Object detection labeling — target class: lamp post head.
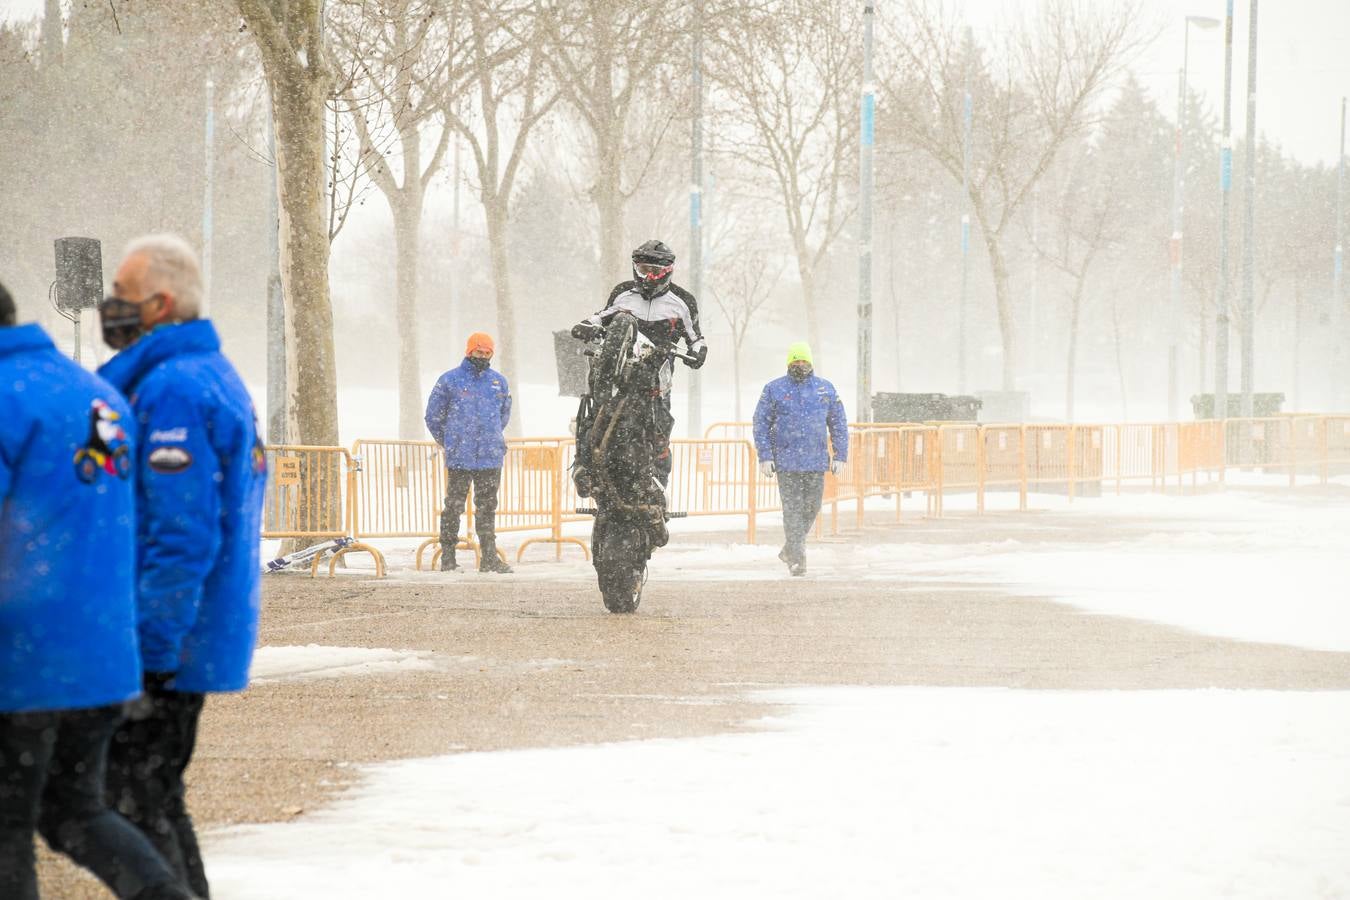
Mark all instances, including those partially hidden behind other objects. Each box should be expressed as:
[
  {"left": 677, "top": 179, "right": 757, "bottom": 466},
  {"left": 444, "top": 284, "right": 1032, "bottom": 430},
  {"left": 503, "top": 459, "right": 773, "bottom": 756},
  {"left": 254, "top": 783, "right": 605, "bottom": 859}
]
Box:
[{"left": 1186, "top": 15, "right": 1221, "bottom": 29}]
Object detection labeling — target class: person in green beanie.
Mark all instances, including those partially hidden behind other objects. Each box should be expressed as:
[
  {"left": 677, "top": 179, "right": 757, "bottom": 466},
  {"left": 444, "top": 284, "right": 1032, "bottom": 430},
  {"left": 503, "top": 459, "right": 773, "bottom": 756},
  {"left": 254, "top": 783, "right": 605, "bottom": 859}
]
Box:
[{"left": 751, "top": 343, "right": 849, "bottom": 576}]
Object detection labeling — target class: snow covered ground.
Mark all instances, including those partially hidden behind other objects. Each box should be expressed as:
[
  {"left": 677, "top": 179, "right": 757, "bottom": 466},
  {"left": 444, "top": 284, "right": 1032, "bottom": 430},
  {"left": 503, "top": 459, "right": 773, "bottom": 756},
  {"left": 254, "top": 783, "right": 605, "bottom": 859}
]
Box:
[
  {"left": 218, "top": 488, "right": 1350, "bottom": 898},
  {"left": 208, "top": 686, "right": 1350, "bottom": 899}
]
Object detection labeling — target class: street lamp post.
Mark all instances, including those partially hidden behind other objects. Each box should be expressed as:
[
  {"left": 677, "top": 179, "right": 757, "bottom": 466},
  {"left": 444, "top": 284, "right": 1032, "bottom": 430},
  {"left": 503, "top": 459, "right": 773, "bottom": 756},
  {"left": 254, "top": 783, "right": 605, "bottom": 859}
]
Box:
[
  {"left": 958, "top": 26, "right": 972, "bottom": 395},
  {"left": 1214, "top": 0, "right": 1235, "bottom": 423},
  {"left": 857, "top": 1, "right": 876, "bottom": 422},
  {"left": 1239, "top": 0, "right": 1259, "bottom": 421},
  {"left": 688, "top": 0, "right": 704, "bottom": 436},
  {"left": 1334, "top": 97, "right": 1346, "bottom": 411},
  {"left": 1168, "top": 15, "right": 1219, "bottom": 420}
]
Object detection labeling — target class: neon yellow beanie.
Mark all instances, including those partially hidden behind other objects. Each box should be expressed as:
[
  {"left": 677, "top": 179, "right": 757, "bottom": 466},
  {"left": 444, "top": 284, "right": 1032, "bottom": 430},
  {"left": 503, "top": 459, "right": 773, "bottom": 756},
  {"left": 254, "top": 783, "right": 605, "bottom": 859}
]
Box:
[{"left": 786, "top": 342, "right": 813, "bottom": 366}]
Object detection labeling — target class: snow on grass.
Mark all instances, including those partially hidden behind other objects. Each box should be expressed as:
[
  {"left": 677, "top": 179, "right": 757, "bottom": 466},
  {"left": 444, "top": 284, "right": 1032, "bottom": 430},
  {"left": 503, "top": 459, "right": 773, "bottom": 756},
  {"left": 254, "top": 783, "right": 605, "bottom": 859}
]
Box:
[{"left": 206, "top": 686, "right": 1350, "bottom": 899}]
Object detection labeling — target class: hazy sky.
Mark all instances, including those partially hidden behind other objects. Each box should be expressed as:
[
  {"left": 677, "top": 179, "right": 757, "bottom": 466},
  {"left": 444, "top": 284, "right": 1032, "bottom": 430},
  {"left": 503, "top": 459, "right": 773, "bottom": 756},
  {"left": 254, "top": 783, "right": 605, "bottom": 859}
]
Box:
[{"left": 3, "top": 0, "right": 1346, "bottom": 165}]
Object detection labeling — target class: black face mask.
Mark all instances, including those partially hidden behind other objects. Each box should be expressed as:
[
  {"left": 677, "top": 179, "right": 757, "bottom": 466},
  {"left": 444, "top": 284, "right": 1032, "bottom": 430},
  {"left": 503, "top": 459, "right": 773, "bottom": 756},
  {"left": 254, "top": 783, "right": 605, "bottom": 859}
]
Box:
[
  {"left": 468, "top": 356, "right": 491, "bottom": 372},
  {"left": 788, "top": 365, "right": 813, "bottom": 382},
  {"left": 98, "top": 296, "right": 147, "bottom": 350}
]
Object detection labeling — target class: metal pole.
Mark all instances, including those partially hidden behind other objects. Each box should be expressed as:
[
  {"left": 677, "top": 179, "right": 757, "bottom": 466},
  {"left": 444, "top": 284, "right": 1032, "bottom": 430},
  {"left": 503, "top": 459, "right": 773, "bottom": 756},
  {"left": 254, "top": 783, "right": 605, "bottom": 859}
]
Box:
[
  {"left": 857, "top": 1, "right": 875, "bottom": 422},
  {"left": 959, "top": 26, "right": 972, "bottom": 395},
  {"left": 202, "top": 75, "right": 215, "bottom": 316},
  {"left": 1334, "top": 97, "right": 1345, "bottom": 411},
  {"left": 688, "top": 0, "right": 704, "bottom": 436},
  {"left": 265, "top": 99, "right": 287, "bottom": 445},
  {"left": 1168, "top": 60, "right": 1184, "bottom": 421},
  {"left": 1214, "top": 0, "right": 1234, "bottom": 422},
  {"left": 1239, "top": 0, "right": 1258, "bottom": 420}
]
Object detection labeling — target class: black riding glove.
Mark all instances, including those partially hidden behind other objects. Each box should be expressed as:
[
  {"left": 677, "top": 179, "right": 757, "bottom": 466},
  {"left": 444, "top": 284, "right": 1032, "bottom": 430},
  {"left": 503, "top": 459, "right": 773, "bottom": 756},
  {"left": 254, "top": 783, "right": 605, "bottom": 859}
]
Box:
[
  {"left": 684, "top": 345, "right": 708, "bottom": 369},
  {"left": 572, "top": 322, "right": 602, "bottom": 341}
]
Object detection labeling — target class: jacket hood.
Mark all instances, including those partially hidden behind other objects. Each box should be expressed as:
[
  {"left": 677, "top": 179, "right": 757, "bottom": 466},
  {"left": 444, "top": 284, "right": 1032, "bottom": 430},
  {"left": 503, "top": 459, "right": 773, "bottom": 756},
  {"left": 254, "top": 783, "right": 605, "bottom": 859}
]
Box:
[
  {"left": 0, "top": 323, "right": 56, "bottom": 358},
  {"left": 99, "top": 320, "right": 221, "bottom": 393}
]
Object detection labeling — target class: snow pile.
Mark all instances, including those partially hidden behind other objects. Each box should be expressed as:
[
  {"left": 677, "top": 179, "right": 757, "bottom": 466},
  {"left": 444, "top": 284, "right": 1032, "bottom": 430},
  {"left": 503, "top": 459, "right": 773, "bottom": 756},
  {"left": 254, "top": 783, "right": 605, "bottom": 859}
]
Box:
[
  {"left": 207, "top": 686, "right": 1350, "bottom": 899},
  {"left": 249, "top": 645, "right": 438, "bottom": 684}
]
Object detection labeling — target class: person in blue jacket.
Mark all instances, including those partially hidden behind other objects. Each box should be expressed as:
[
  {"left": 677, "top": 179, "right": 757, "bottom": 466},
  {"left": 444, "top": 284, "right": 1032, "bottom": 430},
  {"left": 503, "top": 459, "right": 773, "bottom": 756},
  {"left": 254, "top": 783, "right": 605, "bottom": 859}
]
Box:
[
  {"left": 95, "top": 235, "right": 266, "bottom": 900},
  {"left": 424, "top": 332, "right": 514, "bottom": 573},
  {"left": 0, "top": 282, "right": 193, "bottom": 900},
  {"left": 752, "top": 342, "right": 849, "bottom": 577}
]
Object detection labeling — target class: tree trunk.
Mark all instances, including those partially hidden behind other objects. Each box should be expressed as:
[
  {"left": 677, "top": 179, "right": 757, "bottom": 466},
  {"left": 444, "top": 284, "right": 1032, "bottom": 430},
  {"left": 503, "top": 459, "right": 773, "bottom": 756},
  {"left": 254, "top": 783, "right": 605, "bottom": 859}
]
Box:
[
  {"left": 732, "top": 336, "right": 743, "bottom": 421},
  {"left": 484, "top": 201, "right": 522, "bottom": 436},
  {"left": 1291, "top": 279, "right": 1302, "bottom": 409},
  {"left": 594, "top": 139, "right": 626, "bottom": 290},
  {"left": 1065, "top": 279, "right": 1084, "bottom": 422},
  {"left": 1111, "top": 300, "right": 1128, "bottom": 421},
  {"left": 391, "top": 197, "right": 424, "bottom": 439},
  {"left": 272, "top": 78, "right": 339, "bottom": 449},
  {"left": 983, "top": 231, "right": 1017, "bottom": 391}
]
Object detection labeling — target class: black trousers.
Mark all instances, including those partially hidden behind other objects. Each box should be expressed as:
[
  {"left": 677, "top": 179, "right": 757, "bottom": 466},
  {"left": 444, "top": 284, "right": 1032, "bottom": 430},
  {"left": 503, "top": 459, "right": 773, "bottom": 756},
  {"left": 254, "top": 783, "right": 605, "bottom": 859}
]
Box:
[
  {"left": 779, "top": 471, "right": 825, "bottom": 562},
  {"left": 0, "top": 705, "right": 185, "bottom": 900},
  {"left": 440, "top": 467, "right": 502, "bottom": 552},
  {"left": 106, "top": 690, "right": 208, "bottom": 899}
]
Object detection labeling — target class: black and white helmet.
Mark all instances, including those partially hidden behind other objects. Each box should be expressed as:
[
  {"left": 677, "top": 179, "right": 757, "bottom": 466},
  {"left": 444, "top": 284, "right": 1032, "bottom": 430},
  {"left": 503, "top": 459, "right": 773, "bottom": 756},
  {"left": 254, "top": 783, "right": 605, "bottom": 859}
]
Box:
[{"left": 631, "top": 239, "right": 675, "bottom": 299}]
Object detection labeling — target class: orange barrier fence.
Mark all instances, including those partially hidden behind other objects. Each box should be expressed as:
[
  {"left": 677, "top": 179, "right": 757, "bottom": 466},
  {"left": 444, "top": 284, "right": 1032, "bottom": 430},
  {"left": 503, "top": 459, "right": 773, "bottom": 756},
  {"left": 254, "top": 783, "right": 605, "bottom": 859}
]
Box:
[
  {"left": 268, "top": 415, "right": 1346, "bottom": 578},
  {"left": 262, "top": 446, "right": 385, "bottom": 576}
]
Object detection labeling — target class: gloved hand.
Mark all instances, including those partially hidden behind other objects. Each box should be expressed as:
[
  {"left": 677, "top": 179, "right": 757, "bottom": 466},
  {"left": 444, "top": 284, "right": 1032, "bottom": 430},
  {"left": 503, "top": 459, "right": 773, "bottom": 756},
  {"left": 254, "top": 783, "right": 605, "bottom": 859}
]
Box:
[
  {"left": 759, "top": 460, "right": 776, "bottom": 479},
  {"left": 829, "top": 458, "right": 845, "bottom": 477},
  {"left": 684, "top": 345, "right": 708, "bottom": 369},
  {"left": 571, "top": 322, "right": 602, "bottom": 341}
]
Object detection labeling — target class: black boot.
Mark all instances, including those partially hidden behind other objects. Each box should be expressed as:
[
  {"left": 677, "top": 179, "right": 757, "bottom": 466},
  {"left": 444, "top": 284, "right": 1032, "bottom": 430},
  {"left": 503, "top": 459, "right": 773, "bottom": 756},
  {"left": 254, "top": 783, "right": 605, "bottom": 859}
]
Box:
[{"left": 478, "top": 538, "right": 513, "bottom": 573}]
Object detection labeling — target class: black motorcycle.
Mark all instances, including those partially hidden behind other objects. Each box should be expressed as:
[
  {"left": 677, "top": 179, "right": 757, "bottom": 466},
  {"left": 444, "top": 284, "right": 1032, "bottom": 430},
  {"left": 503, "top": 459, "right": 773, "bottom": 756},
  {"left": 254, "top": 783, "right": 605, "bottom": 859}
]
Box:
[{"left": 571, "top": 312, "right": 691, "bottom": 613}]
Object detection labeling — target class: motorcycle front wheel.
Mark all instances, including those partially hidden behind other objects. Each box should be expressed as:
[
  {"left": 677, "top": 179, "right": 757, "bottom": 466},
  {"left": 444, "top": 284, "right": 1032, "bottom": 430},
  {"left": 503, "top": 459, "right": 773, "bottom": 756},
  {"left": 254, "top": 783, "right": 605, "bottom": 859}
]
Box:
[{"left": 592, "top": 513, "right": 646, "bottom": 614}]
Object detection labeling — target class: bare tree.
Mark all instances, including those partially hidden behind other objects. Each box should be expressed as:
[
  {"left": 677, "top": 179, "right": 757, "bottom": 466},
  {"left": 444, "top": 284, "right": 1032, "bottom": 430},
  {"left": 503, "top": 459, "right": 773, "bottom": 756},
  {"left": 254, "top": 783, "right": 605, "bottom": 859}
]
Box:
[
  {"left": 882, "top": 0, "right": 1149, "bottom": 390},
  {"left": 236, "top": 0, "right": 340, "bottom": 448},
  {"left": 330, "top": 0, "right": 466, "bottom": 437},
  {"left": 444, "top": 0, "right": 557, "bottom": 433},
  {"left": 706, "top": 218, "right": 781, "bottom": 419},
  {"left": 707, "top": 0, "right": 858, "bottom": 357},
  {"left": 538, "top": 0, "right": 680, "bottom": 287},
  {"left": 1033, "top": 142, "right": 1122, "bottom": 420}
]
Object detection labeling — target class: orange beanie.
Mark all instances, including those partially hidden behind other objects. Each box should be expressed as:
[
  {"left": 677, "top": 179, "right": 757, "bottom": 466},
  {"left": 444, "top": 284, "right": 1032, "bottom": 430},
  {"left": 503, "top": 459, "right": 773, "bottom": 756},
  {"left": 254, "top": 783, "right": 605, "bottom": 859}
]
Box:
[{"left": 465, "top": 332, "right": 494, "bottom": 356}]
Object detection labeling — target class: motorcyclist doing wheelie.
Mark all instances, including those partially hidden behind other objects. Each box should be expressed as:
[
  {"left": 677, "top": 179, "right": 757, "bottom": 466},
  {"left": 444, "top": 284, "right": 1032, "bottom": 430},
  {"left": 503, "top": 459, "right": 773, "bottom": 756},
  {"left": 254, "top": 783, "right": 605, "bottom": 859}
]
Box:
[{"left": 570, "top": 239, "right": 708, "bottom": 485}]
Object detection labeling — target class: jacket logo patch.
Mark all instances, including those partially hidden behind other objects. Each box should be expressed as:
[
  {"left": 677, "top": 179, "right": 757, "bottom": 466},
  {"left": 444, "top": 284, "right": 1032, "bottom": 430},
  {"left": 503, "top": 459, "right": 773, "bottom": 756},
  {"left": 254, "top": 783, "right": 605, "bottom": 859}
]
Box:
[
  {"left": 148, "top": 446, "right": 193, "bottom": 474},
  {"left": 73, "top": 398, "right": 131, "bottom": 483},
  {"left": 149, "top": 427, "right": 188, "bottom": 443}
]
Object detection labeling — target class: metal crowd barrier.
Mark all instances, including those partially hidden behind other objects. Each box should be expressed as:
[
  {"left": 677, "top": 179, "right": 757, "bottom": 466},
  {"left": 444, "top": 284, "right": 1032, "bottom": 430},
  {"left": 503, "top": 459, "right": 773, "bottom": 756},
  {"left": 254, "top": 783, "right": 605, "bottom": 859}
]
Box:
[
  {"left": 264, "top": 415, "right": 1346, "bottom": 578},
  {"left": 262, "top": 445, "right": 386, "bottom": 577}
]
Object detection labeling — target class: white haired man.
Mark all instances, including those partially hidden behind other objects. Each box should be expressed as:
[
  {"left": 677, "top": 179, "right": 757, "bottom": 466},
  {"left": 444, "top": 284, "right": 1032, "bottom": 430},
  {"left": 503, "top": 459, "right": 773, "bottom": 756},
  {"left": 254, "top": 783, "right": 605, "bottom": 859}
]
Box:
[{"left": 96, "top": 235, "right": 267, "bottom": 899}]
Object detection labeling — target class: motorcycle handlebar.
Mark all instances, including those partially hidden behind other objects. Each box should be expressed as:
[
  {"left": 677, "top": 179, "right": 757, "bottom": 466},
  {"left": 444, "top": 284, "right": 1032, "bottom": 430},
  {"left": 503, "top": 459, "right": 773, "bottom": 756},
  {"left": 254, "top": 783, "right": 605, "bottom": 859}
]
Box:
[
  {"left": 571, "top": 324, "right": 697, "bottom": 365},
  {"left": 575, "top": 507, "right": 688, "bottom": 519}
]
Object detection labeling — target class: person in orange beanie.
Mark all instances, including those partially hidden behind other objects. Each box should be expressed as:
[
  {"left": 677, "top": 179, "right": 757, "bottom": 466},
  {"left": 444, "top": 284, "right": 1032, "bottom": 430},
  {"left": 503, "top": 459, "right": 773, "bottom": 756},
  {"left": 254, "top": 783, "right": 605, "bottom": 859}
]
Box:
[{"left": 423, "top": 332, "right": 514, "bottom": 573}]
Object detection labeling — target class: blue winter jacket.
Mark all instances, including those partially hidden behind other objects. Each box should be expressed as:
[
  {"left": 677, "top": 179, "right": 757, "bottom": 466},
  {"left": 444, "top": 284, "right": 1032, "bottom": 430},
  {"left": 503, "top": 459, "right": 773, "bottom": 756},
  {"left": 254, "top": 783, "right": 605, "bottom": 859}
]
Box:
[
  {"left": 424, "top": 358, "right": 512, "bottom": 470},
  {"left": 98, "top": 320, "right": 266, "bottom": 693},
  {"left": 752, "top": 373, "right": 850, "bottom": 473},
  {"left": 0, "top": 325, "right": 141, "bottom": 713}
]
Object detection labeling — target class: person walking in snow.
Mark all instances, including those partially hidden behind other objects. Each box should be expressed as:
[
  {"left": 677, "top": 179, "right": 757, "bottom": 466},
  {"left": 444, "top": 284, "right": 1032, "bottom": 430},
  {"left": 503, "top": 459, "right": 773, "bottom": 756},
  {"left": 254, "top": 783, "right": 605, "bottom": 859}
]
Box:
[
  {"left": 96, "top": 235, "right": 267, "bottom": 900},
  {"left": 424, "top": 332, "right": 514, "bottom": 573},
  {"left": 0, "top": 280, "right": 195, "bottom": 900},
  {"left": 752, "top": 342, "right": 849, "bottom": 577}
]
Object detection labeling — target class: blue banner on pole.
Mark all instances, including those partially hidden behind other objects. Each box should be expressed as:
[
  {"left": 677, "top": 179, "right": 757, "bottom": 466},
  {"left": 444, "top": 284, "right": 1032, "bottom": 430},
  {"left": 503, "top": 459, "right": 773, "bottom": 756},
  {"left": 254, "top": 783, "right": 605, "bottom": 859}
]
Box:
[
  {"left": 961, "top": 217, "right": 970, "bottom": 254},
  {"left": 1220, "top": 147, "right": 1232, "bottom": 191},
  {"left": 862, "top": 93, "right": 875, "bottom": 146}
]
